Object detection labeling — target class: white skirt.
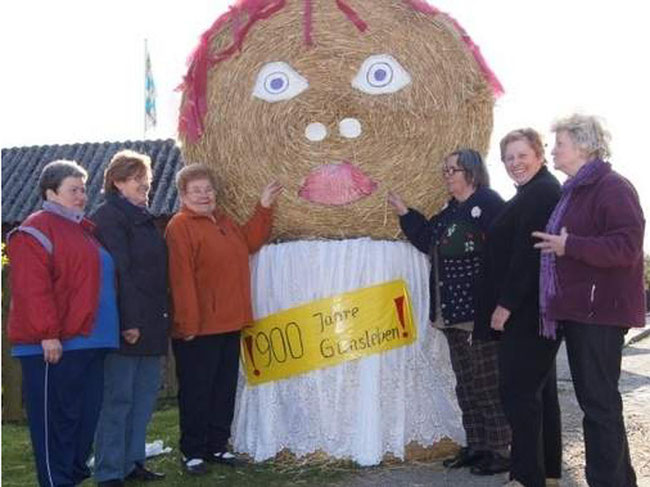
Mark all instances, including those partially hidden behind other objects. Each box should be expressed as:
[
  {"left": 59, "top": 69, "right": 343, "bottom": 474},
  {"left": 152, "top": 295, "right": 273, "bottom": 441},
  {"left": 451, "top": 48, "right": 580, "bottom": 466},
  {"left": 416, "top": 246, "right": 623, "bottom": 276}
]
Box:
[{"left": 232, "top": 238, "right": 462, "bottom": 466}]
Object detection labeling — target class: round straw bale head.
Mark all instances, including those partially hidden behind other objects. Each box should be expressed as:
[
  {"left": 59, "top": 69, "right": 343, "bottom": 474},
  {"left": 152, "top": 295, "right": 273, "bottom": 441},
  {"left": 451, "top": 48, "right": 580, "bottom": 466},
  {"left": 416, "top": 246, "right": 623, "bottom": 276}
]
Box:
[{"left": 180, "top": 0, "right": 495, "bottom": 240}]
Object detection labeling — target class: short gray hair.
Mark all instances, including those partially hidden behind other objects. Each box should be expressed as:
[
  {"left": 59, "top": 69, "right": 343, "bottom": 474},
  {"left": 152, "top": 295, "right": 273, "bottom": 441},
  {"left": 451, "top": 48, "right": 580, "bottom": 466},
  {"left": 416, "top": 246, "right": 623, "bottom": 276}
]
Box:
[
  {"left": 551, "top": 114, "right": 611, "bottom": 161},
  {"left": 38, "top": 160, "right": 88, "bottom": 199},
  {"left": 175, "top": 163, "right": 218, "bottom": 195}
]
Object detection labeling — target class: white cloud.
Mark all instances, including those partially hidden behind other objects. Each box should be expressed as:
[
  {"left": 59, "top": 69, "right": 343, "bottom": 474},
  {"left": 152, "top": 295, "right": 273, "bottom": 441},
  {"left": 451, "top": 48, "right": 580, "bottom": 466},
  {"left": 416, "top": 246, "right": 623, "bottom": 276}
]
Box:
[{"left": 1, "top": 0, "right": 649, "bottom": 250}]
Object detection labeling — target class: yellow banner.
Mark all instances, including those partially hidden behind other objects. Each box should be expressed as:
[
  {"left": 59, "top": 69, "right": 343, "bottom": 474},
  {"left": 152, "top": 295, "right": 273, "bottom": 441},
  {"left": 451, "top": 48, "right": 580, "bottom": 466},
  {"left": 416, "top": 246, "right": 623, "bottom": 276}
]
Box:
[{"left": 241, "top": 280, "right": 417, "bottom": 385}]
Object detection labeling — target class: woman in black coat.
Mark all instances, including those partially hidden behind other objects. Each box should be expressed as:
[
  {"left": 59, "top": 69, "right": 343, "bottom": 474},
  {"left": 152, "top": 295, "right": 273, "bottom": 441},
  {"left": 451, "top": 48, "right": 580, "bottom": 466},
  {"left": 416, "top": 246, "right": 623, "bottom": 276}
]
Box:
[
  {"left": 476, "top": 129, "right": 562, "bottom": 487},
  {"left": 90, "top": 150, "right": 170, "bottom": 486},
  {"left": 389, "top": 149, "right": 510, "bottom": 476}
]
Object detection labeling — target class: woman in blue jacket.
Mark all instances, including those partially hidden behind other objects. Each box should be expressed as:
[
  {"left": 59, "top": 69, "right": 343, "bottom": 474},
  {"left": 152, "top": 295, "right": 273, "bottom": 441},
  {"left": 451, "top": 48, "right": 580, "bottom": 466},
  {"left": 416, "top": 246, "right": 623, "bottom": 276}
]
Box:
[
  {"left": 90, "top": 150, "right": 170, "bottom": 486},
  {"left": 388, "top": 149, "right": 510, "bottom": 476}
]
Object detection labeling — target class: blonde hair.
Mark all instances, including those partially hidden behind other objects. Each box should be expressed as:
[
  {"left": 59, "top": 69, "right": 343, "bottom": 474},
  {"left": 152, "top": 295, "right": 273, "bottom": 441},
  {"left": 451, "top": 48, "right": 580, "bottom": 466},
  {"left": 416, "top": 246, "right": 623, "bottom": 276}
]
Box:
[{"left": 499, "top": 128, "right": 546, "bottom": 163}]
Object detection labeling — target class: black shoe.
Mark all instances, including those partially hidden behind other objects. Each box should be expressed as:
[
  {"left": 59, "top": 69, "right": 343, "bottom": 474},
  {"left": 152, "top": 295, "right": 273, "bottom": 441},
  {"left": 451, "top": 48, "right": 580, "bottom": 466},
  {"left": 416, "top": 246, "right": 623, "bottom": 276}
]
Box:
[
  {"left": 97, "top": 480, "right": 125, "bottom": 487},
  {"left": 125, "top": 462, "right": 165, "bottom": 481},
  {"left": 181, "top": 457, "right": 208, "bottom": 476},
  {"left": 442, "top": 447, "right": 485, "bottom": 469},
  {"left": 206, "top": 450, "right": 240, "bottom": 466},
  {"left": 73, "top": 466, "right": 91, "bottom": 484},
  {"left": 469, "top": 451, "right": 510, "bottom": 475}
]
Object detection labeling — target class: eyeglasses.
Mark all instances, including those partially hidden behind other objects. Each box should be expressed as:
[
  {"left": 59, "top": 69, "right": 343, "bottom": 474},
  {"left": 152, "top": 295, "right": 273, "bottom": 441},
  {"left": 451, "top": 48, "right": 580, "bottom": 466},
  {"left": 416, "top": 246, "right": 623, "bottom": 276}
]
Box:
[
  {"left": 127, "top": 174, "right": 150, "bottom": 184},
  {"left": 186, "top": 187, "right": 215, "bottom": 197},
  {"left": 441, "top": 167, "right": 466, "bottom": 176}
]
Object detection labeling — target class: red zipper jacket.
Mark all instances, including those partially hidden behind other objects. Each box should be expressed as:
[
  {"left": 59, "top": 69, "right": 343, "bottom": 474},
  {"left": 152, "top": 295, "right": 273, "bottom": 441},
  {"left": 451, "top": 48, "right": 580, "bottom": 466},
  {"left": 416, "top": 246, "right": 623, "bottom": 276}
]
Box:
[{"left": 7, "top": 203, "right": 101, "bottom": 344}]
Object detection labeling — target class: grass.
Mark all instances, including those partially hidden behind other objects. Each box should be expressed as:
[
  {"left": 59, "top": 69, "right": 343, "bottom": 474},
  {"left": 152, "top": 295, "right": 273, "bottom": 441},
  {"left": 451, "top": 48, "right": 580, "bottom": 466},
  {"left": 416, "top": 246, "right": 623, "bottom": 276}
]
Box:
[{"left": 1, "top": 403, "right": 358, "bottom": 486}]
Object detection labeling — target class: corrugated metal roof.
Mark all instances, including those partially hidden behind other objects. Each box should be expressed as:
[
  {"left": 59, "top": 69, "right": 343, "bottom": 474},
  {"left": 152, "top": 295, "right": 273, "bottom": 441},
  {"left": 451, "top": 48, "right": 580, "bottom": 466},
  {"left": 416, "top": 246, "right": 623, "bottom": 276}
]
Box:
[{"left": 1, "top": 139, "right": 184, "bottom": 224}]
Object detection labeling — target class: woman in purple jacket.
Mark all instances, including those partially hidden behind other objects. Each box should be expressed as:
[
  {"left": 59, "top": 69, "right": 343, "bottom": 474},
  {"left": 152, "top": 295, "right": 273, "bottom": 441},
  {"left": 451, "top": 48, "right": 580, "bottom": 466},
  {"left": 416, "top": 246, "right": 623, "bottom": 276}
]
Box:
[{"left": 534, "top": 114, "right": 645, "bottom": 487}]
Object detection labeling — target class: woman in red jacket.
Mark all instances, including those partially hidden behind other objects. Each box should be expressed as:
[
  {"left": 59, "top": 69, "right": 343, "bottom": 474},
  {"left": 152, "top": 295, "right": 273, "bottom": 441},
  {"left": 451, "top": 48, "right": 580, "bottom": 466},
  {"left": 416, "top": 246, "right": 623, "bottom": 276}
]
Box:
[
  {"left": 165, "top": 164, "right": 282, "bottom": 475},
  {"left": 7, "top": 160, "right": 119, "bottom": 486},
  {"left": 534, "top": 114, "right": 645, "bottom": 487}
]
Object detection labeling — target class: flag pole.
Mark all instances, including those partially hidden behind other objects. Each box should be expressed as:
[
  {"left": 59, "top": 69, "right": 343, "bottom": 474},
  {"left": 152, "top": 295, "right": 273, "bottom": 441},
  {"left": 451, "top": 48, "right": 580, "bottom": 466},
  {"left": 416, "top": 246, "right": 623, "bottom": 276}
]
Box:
[{"left": 144, "top": 38, "right": 147, "bottom": 139}]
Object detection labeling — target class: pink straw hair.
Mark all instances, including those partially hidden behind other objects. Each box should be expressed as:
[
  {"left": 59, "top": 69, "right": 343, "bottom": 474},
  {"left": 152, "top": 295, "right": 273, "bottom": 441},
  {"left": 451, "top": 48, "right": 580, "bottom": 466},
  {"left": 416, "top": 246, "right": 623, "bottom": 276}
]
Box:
[
  {"left": 303, "top": 0, "right": 314, "bottom": 45},
  {"left": 179, "top": 0, "right": 503, "bottom": 142},
  {"left": 178, "top": 0, "right": 286, "bottom": 142},
  {"left": 403, "top": 0, "right": 504, "bottom": 98}
]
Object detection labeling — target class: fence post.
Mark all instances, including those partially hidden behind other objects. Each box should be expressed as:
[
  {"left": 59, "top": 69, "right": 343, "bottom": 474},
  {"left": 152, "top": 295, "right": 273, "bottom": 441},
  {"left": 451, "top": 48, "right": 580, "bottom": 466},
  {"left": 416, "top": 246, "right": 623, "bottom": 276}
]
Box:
[{"left": 2, "top": 265, "right": 25, "bottom": 422}]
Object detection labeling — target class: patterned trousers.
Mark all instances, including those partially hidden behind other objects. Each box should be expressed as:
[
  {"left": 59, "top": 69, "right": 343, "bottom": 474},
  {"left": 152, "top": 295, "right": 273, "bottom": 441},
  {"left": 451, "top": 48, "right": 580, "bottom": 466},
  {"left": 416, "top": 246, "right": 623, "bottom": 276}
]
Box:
[{"left": 443, "top": 328, "right": 511, "bottom": 451}]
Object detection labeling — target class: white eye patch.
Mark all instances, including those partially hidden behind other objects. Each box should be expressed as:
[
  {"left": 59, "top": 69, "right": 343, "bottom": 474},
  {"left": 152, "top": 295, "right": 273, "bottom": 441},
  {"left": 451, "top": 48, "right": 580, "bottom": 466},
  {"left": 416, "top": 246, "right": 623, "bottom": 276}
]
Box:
[
  {"left": 252, "top": 61, "right": 309, "bottom": 103},
  {"left": 351, "top": 54, "right": 411, "bottom": 95}
]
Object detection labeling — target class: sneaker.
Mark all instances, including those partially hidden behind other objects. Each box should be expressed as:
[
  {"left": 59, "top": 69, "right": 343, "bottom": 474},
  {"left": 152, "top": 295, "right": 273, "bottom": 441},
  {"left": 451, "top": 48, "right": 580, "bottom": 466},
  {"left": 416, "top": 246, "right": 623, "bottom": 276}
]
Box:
[
  {"left": 503, "top": 480, "right": 525, "bottom": 487},
  {"left": 207, "top": 451, "right": 239, "bottom": 466},
  {"left": 181, "top": 457, "right": 207, "bottom": 476},
  {"left": 442, "top": 447, "right": 486, "bottom": 469}
]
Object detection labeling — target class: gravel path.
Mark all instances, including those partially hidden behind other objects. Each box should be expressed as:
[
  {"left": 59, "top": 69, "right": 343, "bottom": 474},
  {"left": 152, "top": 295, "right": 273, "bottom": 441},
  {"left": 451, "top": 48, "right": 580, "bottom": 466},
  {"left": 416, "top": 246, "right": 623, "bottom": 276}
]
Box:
[{"left": 330, "top": 325, "right": 650, "bottom": 487}]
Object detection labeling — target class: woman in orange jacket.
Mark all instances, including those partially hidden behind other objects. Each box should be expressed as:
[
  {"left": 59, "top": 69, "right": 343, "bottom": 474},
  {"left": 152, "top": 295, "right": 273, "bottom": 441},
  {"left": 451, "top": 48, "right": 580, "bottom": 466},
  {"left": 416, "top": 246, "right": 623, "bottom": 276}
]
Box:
[{"left": 165, "top": 164, "right": 282, "bottom": 475}]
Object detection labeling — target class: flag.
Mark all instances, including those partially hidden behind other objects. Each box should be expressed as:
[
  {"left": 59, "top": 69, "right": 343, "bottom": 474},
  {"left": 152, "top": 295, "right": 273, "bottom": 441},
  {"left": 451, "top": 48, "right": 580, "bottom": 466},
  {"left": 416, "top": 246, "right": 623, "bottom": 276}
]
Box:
[{"left": 145, "top": 41, "right": 157, "bottom": 133}]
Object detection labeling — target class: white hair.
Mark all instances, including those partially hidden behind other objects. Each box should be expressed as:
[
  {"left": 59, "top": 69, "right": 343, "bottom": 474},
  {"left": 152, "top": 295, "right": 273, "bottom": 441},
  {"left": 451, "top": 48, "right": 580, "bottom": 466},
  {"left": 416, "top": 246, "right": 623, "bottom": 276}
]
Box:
[{"left": 551, "top": 114, "right": 611, "bottom": 160}]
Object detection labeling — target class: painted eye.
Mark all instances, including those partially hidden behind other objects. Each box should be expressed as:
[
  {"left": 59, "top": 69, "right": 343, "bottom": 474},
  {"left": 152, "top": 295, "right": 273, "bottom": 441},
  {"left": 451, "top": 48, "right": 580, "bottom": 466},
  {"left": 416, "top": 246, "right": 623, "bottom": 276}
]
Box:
[
  {"left": 367, "top": 63, "right": 392, "bottom": 87},
  {"left": 252, "top": 61, "right": 309, "bottom": 103},
  {"left": 352, "top": 54, "right": 411, "bottom": 95}
]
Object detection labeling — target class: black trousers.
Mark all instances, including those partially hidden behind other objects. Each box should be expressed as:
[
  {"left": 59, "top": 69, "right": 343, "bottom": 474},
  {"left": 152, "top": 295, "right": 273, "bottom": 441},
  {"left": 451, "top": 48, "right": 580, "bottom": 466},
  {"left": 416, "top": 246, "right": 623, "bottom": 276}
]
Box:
[
  {"left": 172, "top": 332, "right": 241, "bottom": 459},
  {"left": 563, "top": 321, "right": 637, "bottom": 487},
  {"left": 499, "top": 319, "right": 562, "bottom": 487}
]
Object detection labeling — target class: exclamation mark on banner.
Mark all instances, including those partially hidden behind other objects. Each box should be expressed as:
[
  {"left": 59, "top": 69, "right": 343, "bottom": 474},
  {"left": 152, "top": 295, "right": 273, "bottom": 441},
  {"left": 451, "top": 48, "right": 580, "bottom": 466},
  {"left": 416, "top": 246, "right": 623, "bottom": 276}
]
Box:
[
  {"left": 244, "top": 336, "right": 261, "bottom": 376},
  {"left": 394, "top": 295, "right": 408, "bottom": 337}
]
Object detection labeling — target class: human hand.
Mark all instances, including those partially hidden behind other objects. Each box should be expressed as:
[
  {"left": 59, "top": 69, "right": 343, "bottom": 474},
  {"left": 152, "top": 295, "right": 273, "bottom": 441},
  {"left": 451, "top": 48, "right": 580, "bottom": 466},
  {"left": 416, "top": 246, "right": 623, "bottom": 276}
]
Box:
[
  {"left": 387, "top": 191, "right": 408, "bottom": 216},
  {"left": 41, "top": 338, "right": 62, "bottom": 364},
  {"left": 532, "top": 227, "right": 568, "bottom": 257},
  {"left": 490, "top": 305, "right": 511, "bottom": 332},
  {"left": 122, "top": 328, "right": 141, "bottom": 345},
  {"left": 260, "top": 181, "right": 284, "bottom": 208}
]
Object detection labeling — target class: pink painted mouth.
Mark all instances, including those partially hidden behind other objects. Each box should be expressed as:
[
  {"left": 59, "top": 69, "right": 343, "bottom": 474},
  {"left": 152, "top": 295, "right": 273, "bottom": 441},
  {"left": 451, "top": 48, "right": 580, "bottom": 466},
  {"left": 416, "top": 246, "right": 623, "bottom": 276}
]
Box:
[{"left": 298, "top": 161, "right": 378, "bottom": 206}]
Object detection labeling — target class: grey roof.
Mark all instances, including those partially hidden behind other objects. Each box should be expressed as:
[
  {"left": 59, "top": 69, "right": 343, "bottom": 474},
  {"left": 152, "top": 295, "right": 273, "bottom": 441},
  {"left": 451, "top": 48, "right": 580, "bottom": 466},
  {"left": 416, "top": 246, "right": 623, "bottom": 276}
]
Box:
[{"left": 1, "top": 139, "right": 185, "bottom": 224}]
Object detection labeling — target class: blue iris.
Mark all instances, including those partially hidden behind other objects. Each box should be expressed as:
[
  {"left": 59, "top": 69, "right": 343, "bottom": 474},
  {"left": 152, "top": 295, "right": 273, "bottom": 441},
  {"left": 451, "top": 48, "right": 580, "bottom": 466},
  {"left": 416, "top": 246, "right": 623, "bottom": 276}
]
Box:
[
  {"left": 270, "top": 77, "right": 285, "bottom": 91},
  {"left": 366, "top": 62, "right": 393, "bottom": 87}
]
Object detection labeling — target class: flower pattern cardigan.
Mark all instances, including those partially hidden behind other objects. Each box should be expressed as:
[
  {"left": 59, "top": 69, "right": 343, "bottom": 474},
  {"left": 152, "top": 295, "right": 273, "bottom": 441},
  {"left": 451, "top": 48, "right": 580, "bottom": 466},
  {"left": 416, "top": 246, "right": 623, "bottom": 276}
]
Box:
[{"left": 399, "top": 186, "right": 505, "bottom": 327}]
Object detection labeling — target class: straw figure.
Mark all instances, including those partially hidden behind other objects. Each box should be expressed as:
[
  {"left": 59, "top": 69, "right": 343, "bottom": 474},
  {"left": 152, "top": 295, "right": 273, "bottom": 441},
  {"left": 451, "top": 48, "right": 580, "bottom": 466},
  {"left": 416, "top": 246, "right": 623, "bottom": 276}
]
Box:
[{"left": 178, "top": 0, "right": 501, "bottom": 466}]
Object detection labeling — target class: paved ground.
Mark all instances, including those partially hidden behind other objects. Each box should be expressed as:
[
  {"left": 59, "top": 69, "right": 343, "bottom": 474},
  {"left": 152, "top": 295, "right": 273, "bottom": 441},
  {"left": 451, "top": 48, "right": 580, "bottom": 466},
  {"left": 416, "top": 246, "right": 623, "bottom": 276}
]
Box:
[{"left": 331, "top": 321, "right": 650, "bottom": 487}]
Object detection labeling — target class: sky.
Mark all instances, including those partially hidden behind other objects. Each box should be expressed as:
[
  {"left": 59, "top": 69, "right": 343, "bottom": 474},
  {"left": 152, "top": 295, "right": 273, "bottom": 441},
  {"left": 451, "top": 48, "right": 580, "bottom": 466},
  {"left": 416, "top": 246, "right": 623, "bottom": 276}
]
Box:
[{"left": 1, "top": 0, "right": 649, "bottom": 249}]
